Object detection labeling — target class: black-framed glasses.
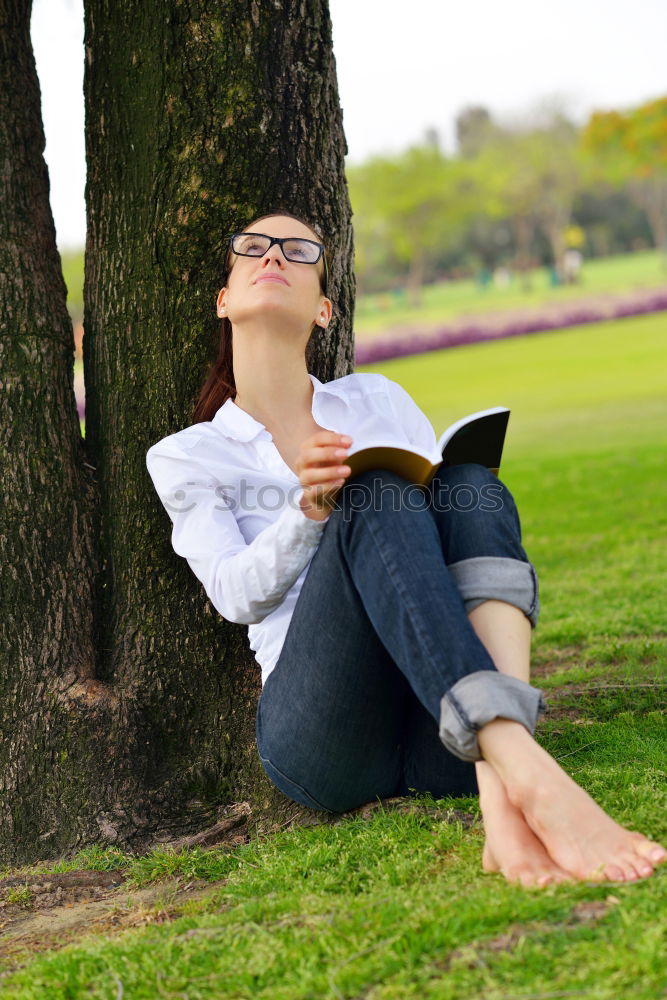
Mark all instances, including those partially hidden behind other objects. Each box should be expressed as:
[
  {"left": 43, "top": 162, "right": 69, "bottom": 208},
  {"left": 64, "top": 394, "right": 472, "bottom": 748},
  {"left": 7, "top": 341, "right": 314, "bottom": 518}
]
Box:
[{"left": 226, "top": 232, "right": 328, "bottom": 293}]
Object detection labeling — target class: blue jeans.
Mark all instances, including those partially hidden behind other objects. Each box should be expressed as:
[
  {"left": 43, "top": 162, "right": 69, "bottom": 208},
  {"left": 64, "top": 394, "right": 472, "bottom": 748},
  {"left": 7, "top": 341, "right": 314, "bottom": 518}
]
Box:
[{"left": 256, "top": 464, "right": 544, "bottom": 813}]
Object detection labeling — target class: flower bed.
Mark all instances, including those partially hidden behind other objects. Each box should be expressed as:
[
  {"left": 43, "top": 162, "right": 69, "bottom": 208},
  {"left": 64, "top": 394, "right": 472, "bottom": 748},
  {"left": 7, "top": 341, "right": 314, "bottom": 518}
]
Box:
[{"left": 354, "top": 289, "right": 667, "bottom": 365}]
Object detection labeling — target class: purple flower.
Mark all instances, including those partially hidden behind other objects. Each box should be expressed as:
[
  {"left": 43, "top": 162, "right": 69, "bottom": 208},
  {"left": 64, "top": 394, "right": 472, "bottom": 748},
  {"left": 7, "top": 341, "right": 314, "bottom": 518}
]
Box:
[{"left": 354, "top": 290, "right": 667, "bottom": 366}]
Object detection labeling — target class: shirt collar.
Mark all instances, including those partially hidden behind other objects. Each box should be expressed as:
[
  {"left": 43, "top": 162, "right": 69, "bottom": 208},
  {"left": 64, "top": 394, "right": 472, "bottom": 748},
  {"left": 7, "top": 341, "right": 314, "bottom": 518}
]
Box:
[{"left": 211, "top": 372, "right": 343, "bottom": 443}]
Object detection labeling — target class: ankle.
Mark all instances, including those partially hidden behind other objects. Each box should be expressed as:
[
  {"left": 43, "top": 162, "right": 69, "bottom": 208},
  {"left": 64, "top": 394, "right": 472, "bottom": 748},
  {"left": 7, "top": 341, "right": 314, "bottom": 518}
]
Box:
[
  {"left": 475, "top": 759, "right": 509, "bottom": 805},
  {"left": 477, "top": 718, "right": 545, "bottom": 803},
  {"left": 477, "top": 717, "right": 534, "bottom": 758}
]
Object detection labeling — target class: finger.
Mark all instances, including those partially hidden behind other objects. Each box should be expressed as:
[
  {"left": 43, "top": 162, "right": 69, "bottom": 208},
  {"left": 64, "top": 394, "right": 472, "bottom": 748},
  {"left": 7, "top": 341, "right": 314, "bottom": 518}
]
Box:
[
  {"left": 302, "top": 476, "right": 346, "bottom": 499},
  {"left": 313, "top": 430, "right": 351, "bottom": 445},
  {"left": 300, "top": 464, "right": 350, "bottom": 486},
  {"left": 300, "top": 455, "right": 350, "bottom": 476},
  {"left": 303, "top": 431, "right": 352, "bottom": 453},
  {"left": 299, "top": 445, "right": 350, "bottom": 472}
]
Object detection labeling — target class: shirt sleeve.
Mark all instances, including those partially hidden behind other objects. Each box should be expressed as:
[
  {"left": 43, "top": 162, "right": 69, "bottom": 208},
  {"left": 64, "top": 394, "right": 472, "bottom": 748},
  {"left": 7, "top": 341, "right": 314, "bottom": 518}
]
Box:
[
  {"left": 382, "top": 376, "right": 438, "bottom": 453},
  {"left": 146, "top": 440, "right": 329, "bottom": 625}
]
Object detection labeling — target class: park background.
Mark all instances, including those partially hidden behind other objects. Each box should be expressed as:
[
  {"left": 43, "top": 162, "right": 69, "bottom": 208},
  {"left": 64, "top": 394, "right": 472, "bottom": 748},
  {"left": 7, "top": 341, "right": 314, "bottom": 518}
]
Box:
[
  {"left": 1, "top": 1, "right": 666, "bottom": 997},
  {"left": 34, "top": 0, "right": 667, "bottom": 420}
]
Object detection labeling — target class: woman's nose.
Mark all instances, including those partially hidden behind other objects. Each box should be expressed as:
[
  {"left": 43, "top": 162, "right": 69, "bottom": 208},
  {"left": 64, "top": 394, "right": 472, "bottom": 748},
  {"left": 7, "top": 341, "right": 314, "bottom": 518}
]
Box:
[{"left": 261, "top": 244, "right": 285, "bottom": 267}]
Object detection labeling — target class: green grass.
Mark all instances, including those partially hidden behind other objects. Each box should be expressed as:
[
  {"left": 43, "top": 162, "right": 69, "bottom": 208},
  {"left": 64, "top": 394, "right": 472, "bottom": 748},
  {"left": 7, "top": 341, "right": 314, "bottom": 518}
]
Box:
[
  {"left": 1, "top": 778, "right": 665, "bottom": 998},
  {"left": 2, "top": 311, "right": 666, "bottom": 998},
  {"left": 354, "top": 249, "right": 667, "bottom": 333}
]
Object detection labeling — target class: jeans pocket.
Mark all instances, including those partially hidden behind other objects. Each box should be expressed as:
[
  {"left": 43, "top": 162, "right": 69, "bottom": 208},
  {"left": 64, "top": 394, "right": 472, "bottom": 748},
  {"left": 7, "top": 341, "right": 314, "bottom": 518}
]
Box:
[{"left": 258, "top": 753, "right": 333, "bottom": 812}]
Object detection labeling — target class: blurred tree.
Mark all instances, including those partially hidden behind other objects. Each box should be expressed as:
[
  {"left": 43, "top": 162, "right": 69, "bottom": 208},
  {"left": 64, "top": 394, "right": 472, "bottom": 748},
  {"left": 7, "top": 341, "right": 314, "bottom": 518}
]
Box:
[
  {"left": 461, "top": 214, "right": 513, "bottom": 274},
  {"left": 349, "top": 145, "right": 475, "bottom": 303},
  {"left": 472, "top": 113, "right": 584, "bottom": 286},
  {"left": 349, "top": 101, "right": 662, "bottom": 298},
  {"left": 472, "top": 137, "right": 539, "bottom": 288},
  {"left": 532, "top": 115, "right": 588, "bottom": 281},
  {"left": 572, "top": 187, "right": 653, "bottom": 257},
  {"left": 583, "top": 96, "right": 667, "bottom": 256},
  {"left": 1, "top": 0, "right": 353, "bottom": 866},
  {"left": 455, "top": 106, "right": 499, "bottom": 159},
  {"left": 423, "top": 126, "right": 441, "bottom": 151}
]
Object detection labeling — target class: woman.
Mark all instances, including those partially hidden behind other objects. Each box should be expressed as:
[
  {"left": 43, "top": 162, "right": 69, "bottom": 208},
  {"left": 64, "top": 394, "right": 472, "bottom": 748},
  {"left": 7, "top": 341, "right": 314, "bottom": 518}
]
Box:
[{"left": 146, "top": 211, "right": 666, "bottom": 888}]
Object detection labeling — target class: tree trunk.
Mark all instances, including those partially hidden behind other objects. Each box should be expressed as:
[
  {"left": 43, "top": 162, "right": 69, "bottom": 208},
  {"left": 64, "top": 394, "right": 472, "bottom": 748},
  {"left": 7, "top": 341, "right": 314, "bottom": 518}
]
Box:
[
  {"left": 81, "top": 1, "right": 355, "bottom": 850},
  {"left": 1, "top": 0, "right": 354, "bottom": 867},
  {"left": 406, "top": 244, "right": 425, "bottom": 307},
  {"left": 542, "top": 212, "right": 570, "bottom": 282},
  {"left": 630, "top": 177, "right": 667, "bottom": 256},
  {"left": 0, "top": 0, "right": 106, "bottom": 865},
  {"left": 511, "top": 213, "right": 535, "bottom": 291}
]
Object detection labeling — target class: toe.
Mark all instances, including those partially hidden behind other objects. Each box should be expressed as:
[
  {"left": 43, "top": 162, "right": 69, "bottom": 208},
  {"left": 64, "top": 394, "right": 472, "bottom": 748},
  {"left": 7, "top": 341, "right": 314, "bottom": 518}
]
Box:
[
  {"left": 519, "top": 869, "right": 549, "bottom": 889},
  {"left": 634, "top": 840, "right": 667, "bottom": 865},
  {"left": 552, "top": 869, "right": 575, "bottom": 885},
  {"left": 602, "top": 863, "right": 625, "bottom": 882},
  {"left": 619, "top": 859, "right": 643, "bottom": 881},
  {"left": 503, "top": 863, "right": 523, "bottom": 884},
  {"left": 519, "top": 867, "right": 572, "bottom": 889},
  {"left": 627, "top": 853, "right": 655, "bottom": 879}
]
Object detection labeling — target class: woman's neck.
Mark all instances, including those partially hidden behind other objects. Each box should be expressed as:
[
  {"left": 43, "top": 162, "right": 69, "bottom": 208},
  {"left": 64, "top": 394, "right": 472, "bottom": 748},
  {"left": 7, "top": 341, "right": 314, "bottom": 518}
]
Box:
[{"left": 233, "top": 347, "right": 314, "bottom": 431}]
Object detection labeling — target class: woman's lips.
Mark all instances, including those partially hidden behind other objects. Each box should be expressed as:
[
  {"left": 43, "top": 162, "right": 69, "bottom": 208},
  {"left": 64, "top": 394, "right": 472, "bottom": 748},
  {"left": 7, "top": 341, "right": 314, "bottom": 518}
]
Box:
[{"left": 254, "top": 274, "right": 288, "bottom": 285}]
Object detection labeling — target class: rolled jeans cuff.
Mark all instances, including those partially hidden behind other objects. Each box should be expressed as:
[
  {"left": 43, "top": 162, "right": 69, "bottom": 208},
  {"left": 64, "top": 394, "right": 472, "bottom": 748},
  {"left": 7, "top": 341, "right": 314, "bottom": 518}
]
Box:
[
  {"left": 448, "top": 556, "right": 540, "bottom": 628},
  {"left": 439, "top": 670, "right": 547, "bottom": 763}
]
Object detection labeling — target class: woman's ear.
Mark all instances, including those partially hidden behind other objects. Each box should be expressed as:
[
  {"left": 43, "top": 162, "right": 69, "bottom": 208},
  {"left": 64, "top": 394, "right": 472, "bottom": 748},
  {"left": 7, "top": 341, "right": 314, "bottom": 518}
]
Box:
[
  {"left": 216, "top": 287, "right": 227, "bottom": 318},
  {"left": 316, "top": 296, "right": 333, "bottom": 329}
]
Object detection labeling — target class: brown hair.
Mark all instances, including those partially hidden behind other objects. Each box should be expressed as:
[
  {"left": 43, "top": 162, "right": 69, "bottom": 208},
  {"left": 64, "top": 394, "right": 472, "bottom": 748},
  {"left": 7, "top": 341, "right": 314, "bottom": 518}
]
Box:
[{"left": 192, "top": 209, "right": 328, "bottom": 424}]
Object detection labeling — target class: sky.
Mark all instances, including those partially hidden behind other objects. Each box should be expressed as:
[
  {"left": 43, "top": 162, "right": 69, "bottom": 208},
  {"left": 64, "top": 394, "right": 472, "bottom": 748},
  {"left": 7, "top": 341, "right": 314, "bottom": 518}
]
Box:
[{"left": 31, "top": 0, "right": 667, "bottom": 250}]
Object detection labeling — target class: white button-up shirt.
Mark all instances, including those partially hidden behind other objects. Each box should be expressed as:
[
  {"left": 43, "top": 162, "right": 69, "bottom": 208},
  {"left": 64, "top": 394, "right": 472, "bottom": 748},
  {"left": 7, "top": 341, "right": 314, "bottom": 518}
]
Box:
[{"left": 146, "top": 371, "right": 437, "bottom": 685}]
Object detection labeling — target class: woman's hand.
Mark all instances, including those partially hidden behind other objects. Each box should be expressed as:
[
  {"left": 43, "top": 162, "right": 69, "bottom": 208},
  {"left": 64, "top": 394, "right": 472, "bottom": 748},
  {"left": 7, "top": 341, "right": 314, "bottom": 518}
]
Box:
[{"left": 295, "top": 431, "right": 353, "bottom": 522}]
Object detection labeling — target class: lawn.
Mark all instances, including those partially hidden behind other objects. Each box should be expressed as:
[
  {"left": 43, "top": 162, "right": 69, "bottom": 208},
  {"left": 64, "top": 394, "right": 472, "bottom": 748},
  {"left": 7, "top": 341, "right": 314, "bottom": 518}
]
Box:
[
  {"left": 354, "top": 249, "right": 667, "bottom": 334},
  {"left": 1, "top": 312, "right": 665, "bottom": 998}
]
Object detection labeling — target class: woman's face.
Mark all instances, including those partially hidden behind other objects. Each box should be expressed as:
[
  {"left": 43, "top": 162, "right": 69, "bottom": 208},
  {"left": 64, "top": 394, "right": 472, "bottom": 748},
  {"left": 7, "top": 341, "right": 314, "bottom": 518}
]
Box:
[{"left": 216, "top": 215, "right": 331, "bottom": 331}]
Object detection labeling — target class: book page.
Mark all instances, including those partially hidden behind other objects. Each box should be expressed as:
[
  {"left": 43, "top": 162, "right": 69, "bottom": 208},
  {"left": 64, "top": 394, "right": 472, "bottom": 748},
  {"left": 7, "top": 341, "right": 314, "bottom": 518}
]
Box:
[{"left": 346, "top": 444, "right": 439, "bottom": 487}]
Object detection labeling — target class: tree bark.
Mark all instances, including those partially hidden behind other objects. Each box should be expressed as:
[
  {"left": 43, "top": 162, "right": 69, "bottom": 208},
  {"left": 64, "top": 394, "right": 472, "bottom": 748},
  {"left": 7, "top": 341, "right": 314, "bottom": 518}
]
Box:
[
  {"left": 81, "top": 0, "right": 354, "bottom": 850},
  {"left": 0, "top": 0, "right": 105, "bottom": 865},
  {"left": 406, "top": 244, "right": 425, "bottom": 307},
  {"left": 511, "top": 213, "right": 535, "bottom": 291},
  {"left": 0, "top": 0, "right": 353, "bottom": 867},
  {"left": 542, "top": 209, "right": 570, "bottom": 281},
  {"left": 630, "top": 177, "right": 667, "bottom": 256}
]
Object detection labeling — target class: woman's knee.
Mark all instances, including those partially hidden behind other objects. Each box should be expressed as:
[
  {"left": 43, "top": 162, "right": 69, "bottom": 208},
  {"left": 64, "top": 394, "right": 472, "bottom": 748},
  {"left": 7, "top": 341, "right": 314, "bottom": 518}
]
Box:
[
  {"left": 432, "top": 463, "right": 509, "bottom": 517},
  {"left": 432, "top": 461, "right": 518, "bottom": 531},
  {"left": 333, "top": 467, "right": 425, "bottom": 521},
  {"left": 427, "top": 464, "right": 534, "bottom": 586},
  {"left": 332, "top": 464, "right": 506, "bottom": 522}
]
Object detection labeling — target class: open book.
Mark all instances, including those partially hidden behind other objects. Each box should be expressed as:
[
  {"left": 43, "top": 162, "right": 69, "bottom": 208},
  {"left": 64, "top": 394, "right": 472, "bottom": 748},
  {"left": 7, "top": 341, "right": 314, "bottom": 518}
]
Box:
[{"left": 341, "top": 406, "right": 510, "bottom": 488}]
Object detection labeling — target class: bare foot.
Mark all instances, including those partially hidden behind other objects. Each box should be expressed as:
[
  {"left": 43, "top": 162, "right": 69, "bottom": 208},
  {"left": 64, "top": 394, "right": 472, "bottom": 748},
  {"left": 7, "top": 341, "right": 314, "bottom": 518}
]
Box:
[
  {"left": 482, "top": 841, "right": 568, "bottom": 888},
  {"left": 480, "top": 720, "right": 667, "bottom": 883},
  {"left": 477, "top": 760, "right": 572, "bottom": 888}
]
